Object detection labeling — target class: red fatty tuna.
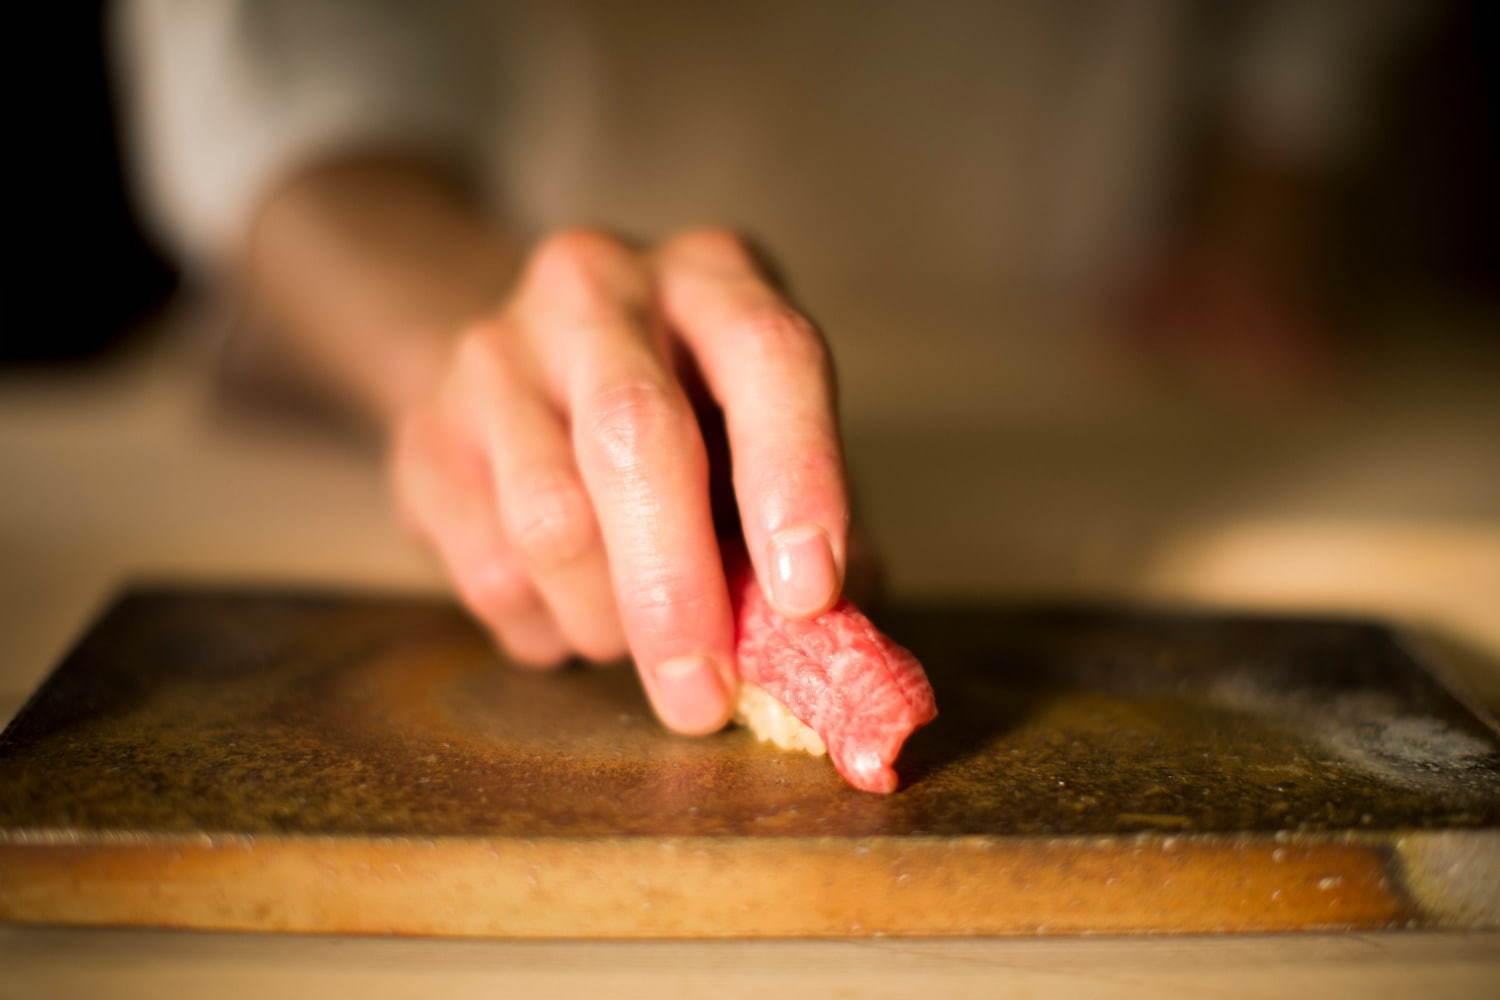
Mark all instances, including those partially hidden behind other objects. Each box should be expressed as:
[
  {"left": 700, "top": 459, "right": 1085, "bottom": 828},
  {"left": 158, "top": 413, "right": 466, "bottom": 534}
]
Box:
[{"left": 730, "top": 559, "right": 937, "bottom": 793}]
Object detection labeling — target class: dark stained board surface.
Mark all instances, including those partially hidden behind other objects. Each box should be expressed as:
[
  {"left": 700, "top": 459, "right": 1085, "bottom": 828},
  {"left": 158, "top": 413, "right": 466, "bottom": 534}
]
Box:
[{"left": 2, "top": 588, "right": 1498, "bottom": 936}]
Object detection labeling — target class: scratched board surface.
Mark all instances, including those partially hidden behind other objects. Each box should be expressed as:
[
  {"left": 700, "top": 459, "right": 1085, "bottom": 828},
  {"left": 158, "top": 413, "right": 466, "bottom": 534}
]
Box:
[{"left": 1, "top": 588, "right": 1498, "bottom": 936}]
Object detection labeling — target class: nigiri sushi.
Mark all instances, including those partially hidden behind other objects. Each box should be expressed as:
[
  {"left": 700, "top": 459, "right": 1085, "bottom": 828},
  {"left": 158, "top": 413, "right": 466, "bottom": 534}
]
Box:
[{"left": 729, "top": 559, "right": 937, "bottom": 793}]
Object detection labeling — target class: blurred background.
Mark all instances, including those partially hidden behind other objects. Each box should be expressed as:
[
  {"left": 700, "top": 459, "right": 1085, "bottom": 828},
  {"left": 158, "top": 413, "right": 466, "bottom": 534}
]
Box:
[{"left": 3, "top": 1, "right": 1498, "bottom": 715}]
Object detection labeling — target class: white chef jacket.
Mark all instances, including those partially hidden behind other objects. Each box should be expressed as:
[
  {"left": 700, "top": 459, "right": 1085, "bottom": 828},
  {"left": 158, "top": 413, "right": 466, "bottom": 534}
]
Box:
[{"left": 113, "top": 0, "right": 1413, "bottom": 420}]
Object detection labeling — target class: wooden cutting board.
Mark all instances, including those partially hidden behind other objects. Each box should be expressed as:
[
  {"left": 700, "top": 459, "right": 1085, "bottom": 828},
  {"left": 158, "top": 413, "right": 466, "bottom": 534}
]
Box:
[{"left": 2, "top": 588, "right": 1498, "bottom": 937}]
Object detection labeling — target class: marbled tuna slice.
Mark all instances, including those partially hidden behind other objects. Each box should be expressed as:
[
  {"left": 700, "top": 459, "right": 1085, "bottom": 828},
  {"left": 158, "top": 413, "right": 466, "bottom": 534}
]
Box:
[{"left": 730, "top": 562, "right": 937, "bottom": 793}]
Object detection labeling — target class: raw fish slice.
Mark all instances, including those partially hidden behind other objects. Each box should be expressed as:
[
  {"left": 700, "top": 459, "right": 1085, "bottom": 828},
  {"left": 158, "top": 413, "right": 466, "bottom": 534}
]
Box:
[{"left": 730, "top": 560, "right": 936, "bottom": 793}]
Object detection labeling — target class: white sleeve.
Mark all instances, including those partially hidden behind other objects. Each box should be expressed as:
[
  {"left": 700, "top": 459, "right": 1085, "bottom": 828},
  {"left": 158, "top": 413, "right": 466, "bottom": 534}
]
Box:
[{"left": 113, "top": 0, "right": 498, "bottom": 271}]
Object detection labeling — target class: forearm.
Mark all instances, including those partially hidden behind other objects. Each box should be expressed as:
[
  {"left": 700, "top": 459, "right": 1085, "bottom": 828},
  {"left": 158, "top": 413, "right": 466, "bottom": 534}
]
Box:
[{"left": 240, "top": 156, "right": 518, "bottom": 426}]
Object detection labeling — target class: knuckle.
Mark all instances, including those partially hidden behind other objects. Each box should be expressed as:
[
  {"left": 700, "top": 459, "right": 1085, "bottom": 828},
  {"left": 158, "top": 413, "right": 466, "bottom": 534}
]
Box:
[
  {"left": 619, "top": 571, "right": 717, "bottom": 626},
  {"left": 752, "top": 434, "right": 843, "bottom": 490},
  {"left": 506, "top": 476, "right": 596, "bottom": 568},
  {"left": 731, "top": 306, "right": 826, "bottom": 368},
  {"left": 540, "top": 225, "right": 621, "bottom": 258},
  {"left": 666, "top": 225, "right": 747, "bottom": 260},
  {"left": 583, "top": 380, "right": 684, "bottom": 471},
  {"left": 664, "top": 227, "right": 786, "bottom": 287},
  {"left": 744, "top": 451, "right": 846, "bottom": 530},
  {"left": 451, "top": 321, "right": 512, "bottom": 384},
  {"left": 525, "top": 227, "right": 632, "bottom": 304},
  {"left": 461, "top": 557, "right": 532, "bottom": 621}
]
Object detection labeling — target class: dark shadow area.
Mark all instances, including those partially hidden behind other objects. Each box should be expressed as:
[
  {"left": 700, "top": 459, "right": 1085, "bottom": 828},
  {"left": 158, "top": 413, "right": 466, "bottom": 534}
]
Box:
[{"left": 4, "top": 4, "right": 177, "bottom": 365}]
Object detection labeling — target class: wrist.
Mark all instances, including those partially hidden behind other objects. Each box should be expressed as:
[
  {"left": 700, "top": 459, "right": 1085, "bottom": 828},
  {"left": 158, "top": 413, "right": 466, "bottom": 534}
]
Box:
[{"left": 240, "top": 155, "right": 517, "bottom": 429}]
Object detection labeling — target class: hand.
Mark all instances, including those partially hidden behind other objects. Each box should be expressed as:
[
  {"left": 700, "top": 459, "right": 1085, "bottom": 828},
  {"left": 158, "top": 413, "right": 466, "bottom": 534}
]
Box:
[{"left": 390, "top": 227, "right": 850, "bottom": 735}]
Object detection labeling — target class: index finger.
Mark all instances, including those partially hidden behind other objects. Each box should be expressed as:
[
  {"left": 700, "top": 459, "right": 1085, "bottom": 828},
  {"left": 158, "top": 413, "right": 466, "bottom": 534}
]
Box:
[
  {"left": 656, "top": 228, "right": 850, "bottom": 619},
  {"left": 521, "top": 229, "right": 737, "bottom": 736}
]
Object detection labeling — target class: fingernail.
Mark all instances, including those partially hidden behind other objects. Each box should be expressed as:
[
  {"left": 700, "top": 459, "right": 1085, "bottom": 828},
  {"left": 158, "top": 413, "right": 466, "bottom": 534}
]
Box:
[
  {"left": 651, "top": 655, "right": 730, "bottom": 734},
  {"left": 768, "top": 523, "right": 839, "bottom": 617}
]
